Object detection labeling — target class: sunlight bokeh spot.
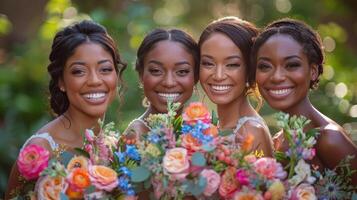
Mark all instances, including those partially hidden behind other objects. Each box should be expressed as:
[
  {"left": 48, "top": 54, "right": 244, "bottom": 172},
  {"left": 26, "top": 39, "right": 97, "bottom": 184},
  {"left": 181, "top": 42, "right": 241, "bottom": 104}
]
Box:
[
  {"left": 338, "top": 99, "right": 350, "bottom": 113},
  {"left": 349, "top": 105, "right": 357, "bottom": 118},
  {"left": 63, "top": 7, "right": 77, "bottom": 19},
  {"left": 275, "top": 0, "right": 291, "bottom": 13},
  {"left": 322, "top": 65, "right": 334, "bottom": 80},
  {"left": 335, "top": 82, "right": 348, "bottom": 98},
  {"left": 323, "top": 36, "right": 336, "bottom": 52},
  {"left": 154, "top": 8, "right": 176, "bottom": 25},
  {"left": 325, "top": 82, "right": 336, "bottom": 97},
  {"left": 251, "top": 4, "right": 265, "bottom": 21}
]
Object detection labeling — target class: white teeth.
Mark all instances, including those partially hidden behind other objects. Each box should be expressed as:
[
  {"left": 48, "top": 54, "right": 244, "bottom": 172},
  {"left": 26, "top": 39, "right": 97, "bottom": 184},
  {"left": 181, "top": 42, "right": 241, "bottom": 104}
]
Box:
[
  {"left": 211, "top": 85, "right": 231, "bottom": 91},
  {"left": 270, "top": 89, "right": 292, "bottom": 95},
  {"left": 84, "top": 93, "right": 106, "bottom": 99},
  {"left": 158, "top": 93, "right": 180, "bottom": 100}
]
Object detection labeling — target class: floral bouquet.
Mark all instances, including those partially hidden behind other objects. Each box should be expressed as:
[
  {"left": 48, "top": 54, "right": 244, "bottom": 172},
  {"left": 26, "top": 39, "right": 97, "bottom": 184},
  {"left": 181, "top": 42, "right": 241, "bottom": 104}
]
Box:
[
  {"left": 131, "top": 101, "right": 224, "bottom": 199},
  {"left": 15, "top": 120, "right": 140, "bottom": 200},
  {"left": 131, "top": 102, "right": 289, "bottom": 199}
]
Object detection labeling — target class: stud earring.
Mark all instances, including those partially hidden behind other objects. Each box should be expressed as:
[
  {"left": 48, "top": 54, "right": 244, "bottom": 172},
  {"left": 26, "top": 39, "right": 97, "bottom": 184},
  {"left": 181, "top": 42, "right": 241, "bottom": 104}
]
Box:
[
  {"left": 60, "top": 87, "right": 65, "bottom": 92},
  {"left": 245, "top": 82, "right": 250, "bottom": 88}
]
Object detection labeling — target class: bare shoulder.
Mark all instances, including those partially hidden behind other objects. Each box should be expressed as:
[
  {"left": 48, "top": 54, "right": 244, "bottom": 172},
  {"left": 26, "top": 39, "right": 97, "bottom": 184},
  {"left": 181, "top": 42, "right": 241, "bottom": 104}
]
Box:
[
  {"left": 240, "top": 120, "right": 274, "bottom": 156},
  {"left": 317, "top": 123, "right": 356, "bottom": 149},
  {"left": 240, "top": 120, "right": 270, "bottom": 137}
]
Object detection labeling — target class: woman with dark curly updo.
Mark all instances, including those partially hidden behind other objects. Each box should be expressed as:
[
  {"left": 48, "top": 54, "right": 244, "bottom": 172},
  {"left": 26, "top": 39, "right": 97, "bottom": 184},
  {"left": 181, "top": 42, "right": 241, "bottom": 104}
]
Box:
[
  {"left": 5, "top": 20, "right": 126, "bottom": 198},
  {"left": 252, "top": 18, "right": 357, "bottom": 185}
]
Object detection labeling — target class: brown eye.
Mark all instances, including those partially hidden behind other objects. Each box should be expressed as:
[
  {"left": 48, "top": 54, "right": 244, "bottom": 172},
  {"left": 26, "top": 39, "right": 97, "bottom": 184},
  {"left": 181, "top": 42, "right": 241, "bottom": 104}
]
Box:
[
  {"left": 257, "top": 63, "right": 271, "bottom": 72},
  {"left": 176, "top": 69, "right": 190, "bottom": 77}
]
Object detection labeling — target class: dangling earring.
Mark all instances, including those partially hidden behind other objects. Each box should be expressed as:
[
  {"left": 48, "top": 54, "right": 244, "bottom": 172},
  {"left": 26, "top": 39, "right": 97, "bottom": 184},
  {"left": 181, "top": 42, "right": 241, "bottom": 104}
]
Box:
[
  {"left": 245, "top": 82, "right": 250, "bottom": 88},
  {"left": 142, "top": 97, "right": 150, "bottom": 108}
]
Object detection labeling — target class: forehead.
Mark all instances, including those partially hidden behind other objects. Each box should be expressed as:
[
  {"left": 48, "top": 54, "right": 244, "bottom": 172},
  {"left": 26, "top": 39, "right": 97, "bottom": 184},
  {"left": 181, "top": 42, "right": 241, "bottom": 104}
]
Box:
[
  {"left": 71, "top": 42, "right": 110, "bottom": 58},
  {"left": 145, "top": 40, "right": 191, "bottom": 58},
  {"left": 201, "top": 33, "right": 242, "bottom": 56},
  {"left": 258, "top": 34, "right": 304, "bottom": 57}
]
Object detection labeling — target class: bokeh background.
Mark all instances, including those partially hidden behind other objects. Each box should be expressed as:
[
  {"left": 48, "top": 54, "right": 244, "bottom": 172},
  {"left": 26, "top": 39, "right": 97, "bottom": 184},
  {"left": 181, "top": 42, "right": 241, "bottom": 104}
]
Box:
[{"left": 1, "top": 0, "right": 357, "bottom": 196}]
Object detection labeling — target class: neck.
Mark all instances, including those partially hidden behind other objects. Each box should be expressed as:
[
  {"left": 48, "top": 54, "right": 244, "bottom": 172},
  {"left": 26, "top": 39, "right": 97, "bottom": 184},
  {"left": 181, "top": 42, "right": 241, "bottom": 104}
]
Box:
[
  {"left": 282, "top": 96, "right": 321, "bottom": 129},
  {"left": 217, "top": 96, "right": 255, "bottom": 129},
  {"left": 63, "top": 108, "right": 102, "bottom": 136}
]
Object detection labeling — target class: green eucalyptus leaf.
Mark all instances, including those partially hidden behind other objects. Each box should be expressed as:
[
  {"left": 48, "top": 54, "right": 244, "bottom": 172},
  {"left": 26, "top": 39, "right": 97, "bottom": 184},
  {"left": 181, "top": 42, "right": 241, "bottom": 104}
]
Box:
[
  {"left": 191, "top": 152, "right": 206, "bottom": 166},
  {"left": 131, "top": 166, "right": 151, "bottom": 182}
]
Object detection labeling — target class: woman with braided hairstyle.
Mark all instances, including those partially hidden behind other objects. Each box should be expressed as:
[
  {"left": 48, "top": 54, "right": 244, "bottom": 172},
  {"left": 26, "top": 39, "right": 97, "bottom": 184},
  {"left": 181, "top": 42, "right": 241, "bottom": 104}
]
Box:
[{"left": 252, "top": 18, "right": 357, "bottom": 185}]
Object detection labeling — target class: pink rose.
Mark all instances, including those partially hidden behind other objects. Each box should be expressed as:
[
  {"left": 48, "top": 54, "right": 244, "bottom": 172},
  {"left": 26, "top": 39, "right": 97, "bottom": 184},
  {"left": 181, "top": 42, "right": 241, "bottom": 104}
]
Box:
[
  {"left": 200, "top": 169, "right": 221, "bottom": 196},
  {"left": 88, "top": 165, "right": 118, "bottom": 192},
  {"left": 290, "top": 184, "right": 316, "bottom": 200},
  {"left": 253, "top": 157, "right": 287, "bottom": 180},
  {"left": 236, "top": 169, "right": 250, "bottom": 186},
  {"left": 219, "top": 167, "right": 240, "bottom": 198},
  {"left": 163, "top": 148, "right": 190, "bottom": 181},
  {"left": 17, "top": 144, "right": 50, "bottom": 180}
]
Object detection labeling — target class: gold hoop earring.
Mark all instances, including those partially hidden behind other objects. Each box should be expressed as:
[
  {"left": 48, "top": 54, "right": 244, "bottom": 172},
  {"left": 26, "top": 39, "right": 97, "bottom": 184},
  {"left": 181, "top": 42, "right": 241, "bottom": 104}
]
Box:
[{"left": 142, "top": 97, "right": 150, "bottom": 108}]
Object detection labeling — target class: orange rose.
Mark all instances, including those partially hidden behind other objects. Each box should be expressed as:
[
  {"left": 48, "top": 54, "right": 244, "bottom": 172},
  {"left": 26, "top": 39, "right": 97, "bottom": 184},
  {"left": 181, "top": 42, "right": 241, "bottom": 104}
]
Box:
[
  {"left": 203, "top": 124, "right": 219, "bottom": 137},
  {"left": 67, "top": 168, "right": 91, "bottom": 197},
  {"left": 181, "top": 134, "right": 202, "bottom": 152},
  {"left": 183, "top": 102, "right": 211, "bottom": 124}
]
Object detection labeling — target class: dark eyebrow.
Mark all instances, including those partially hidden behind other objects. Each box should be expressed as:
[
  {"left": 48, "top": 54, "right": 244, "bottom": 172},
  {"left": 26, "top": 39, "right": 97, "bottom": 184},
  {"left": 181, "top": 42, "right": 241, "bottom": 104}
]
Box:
[
  {"left": 225, "top": 55, "right": 241, "bottom": 60},
  {"left": 175, "top": 61, "right": 191, "bottom": 66},
  {"left": 147, "top": 60, "right": 163, "bottom": 66},
  {"left": 284, "top": 55, "right": 301, "bottom": 61},
  {"left": 69, "top": 61, "right": 86, "bottom": 68},
  {"left": 257, "top": 56, "right": 271, "bottom": 62},
  {"left": 98, "top": 59, "right": 113, "bottom": 64}
]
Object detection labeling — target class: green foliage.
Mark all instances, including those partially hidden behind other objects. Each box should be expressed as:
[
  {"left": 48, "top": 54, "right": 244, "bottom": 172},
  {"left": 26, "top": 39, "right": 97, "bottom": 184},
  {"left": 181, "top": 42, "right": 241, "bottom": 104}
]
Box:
[
  {"left": 131, "top": 166, "right": 151, "bottom": 183},
  {"left": 191, "top": 152, "right": 206, "bottom": 167}
]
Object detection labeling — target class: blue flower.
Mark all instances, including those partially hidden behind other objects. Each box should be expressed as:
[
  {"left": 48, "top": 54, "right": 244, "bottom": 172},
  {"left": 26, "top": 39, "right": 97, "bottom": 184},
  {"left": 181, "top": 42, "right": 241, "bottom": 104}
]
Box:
[
  {"left": 119, "top": 166, "right": 132, "bottom": 177},
  {"left": 148, "top": 133, "right": 161, "bottom": 143},
  {"left": 125, "top": 145, "right": 141, "bottom": 161},
  {"left": 115, "top": 151, "right": 126, "bottom": 163}
]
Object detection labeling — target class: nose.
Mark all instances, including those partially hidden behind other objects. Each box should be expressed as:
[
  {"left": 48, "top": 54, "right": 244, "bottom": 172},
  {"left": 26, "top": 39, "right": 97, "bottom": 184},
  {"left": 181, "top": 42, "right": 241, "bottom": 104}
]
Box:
[
  {"left": 270, "top": 67, "right": 286, "bottom": 83},
  {"left": 162, "top": 72, "right": 176, "bottom": 88},
  {"left": 212, "top": 65, "right": 226, "bottom": 81},
  {"left": 87, "top": 70, "right": 102, "bottom": 86}
]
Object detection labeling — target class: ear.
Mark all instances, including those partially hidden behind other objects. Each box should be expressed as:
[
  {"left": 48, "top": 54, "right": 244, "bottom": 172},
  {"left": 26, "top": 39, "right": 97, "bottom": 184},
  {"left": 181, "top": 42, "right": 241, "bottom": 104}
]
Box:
[
  {"left": 310, "top": 63, "right": 319, "bottom": 82},
  {"left": 58, "top": 78, "right": 65, "bottom": 92}
]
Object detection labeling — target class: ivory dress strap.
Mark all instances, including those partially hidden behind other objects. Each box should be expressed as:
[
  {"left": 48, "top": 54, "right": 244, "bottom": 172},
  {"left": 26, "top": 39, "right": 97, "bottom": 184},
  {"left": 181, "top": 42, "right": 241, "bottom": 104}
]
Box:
[{"left": 21, "top": 132, "right": 59, "bottom": 151}]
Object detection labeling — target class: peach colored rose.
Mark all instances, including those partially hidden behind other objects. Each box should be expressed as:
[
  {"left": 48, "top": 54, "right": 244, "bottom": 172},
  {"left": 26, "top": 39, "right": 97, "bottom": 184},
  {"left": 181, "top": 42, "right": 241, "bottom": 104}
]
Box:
[
  {"left": 17, "top": 144, "right": 50, "bottom": 180},
  {"left": 200, "top": 169, "right": 221, "bottom": 196},
  {"left": 290, "top": 184, "right": 316, "bottom": 200},
  {"left": 181, "top": 134, "right": 202, "bottom": 152},
  {"left": 253, "top": 158, "right": 287, "bottom": 180},
  {"left": 89, "top": 165, "right": 118, "bottom": 192},
  {"left": 163, "top": 148, "right": 190, "bottom": 181},
  {"left": 233, "top": 190, "right": 264, "bottom": 200},
  {"left": 36, "top": 175, "right": 67, "bottom": 200},
  {"left": 183, "top": 102, "right": 211, "bottom": 124},
  {"left": 219, "top": 167, "right": 240, "bottom": 198},
  {"left": 67, "top": 156, "right": 89, "bottom": 171}
]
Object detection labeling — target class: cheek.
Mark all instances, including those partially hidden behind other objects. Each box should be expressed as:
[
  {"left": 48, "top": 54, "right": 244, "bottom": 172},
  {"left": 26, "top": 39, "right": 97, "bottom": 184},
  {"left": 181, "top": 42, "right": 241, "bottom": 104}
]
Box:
[{"left": 255, "top": 72, "right": 269, "bottom": 85}]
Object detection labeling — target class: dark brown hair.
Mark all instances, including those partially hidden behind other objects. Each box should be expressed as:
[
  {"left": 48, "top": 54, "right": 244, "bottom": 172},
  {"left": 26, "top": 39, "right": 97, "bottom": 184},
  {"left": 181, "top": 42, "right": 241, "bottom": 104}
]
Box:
[
  {"left": 48, "top": 20, "right": 126, "bottom": 115},
  {"left": 252, "top": 18, "right": 324, "bottom": 89}
]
